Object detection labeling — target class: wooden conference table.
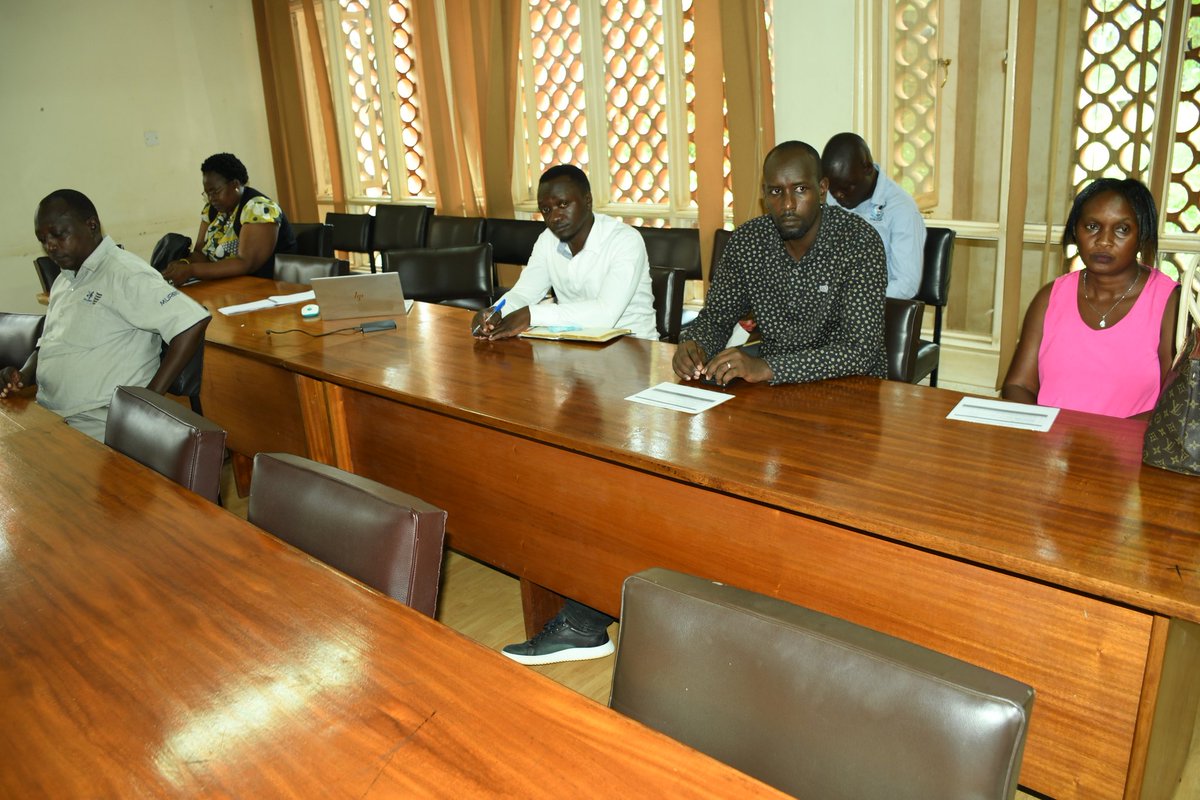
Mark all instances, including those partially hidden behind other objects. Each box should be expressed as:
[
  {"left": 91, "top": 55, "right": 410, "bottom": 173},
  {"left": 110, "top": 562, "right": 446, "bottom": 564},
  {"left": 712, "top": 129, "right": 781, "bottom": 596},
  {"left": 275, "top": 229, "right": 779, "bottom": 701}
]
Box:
[
  {"left": 0, "top": 394, "right": 781, "bottom": 798},
  {"left": 185, "top": 277, "right": 1200, "bottom": 800}
]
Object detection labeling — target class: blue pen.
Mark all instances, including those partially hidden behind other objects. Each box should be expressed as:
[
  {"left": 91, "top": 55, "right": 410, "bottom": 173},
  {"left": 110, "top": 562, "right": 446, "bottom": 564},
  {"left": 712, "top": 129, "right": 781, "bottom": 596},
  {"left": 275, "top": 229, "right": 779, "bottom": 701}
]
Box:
[{"left": 473, "top": 298, "right": 506, "bottom": 335}]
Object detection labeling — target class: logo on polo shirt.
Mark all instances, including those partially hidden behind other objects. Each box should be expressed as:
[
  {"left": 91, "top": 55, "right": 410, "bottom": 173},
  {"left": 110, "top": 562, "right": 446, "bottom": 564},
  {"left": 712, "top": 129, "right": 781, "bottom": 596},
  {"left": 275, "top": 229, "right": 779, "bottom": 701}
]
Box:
[
  {"left": 84, "top": 290, "right": 103, "bottom": 305},
  {"left": 161, "top": 290, "right": 179, "bottom": 305}
]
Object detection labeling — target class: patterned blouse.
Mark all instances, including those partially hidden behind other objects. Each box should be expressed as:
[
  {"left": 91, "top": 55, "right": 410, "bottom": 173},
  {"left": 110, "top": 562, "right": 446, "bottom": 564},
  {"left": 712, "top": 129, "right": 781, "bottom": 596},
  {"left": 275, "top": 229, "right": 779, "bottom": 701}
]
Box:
[
  {"left": 681, "top": 206, "right": 887, "bottom": 384},
  {"left": 201, "top": 194, "right": 283, "bottom": 262}
]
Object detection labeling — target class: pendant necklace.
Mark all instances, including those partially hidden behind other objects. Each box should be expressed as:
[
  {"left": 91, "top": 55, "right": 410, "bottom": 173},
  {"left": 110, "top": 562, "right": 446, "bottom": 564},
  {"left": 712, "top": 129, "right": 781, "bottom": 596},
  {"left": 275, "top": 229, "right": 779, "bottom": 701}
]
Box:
[{"left": 1082, "top": 267, "right": 1141, "bottom": 329}]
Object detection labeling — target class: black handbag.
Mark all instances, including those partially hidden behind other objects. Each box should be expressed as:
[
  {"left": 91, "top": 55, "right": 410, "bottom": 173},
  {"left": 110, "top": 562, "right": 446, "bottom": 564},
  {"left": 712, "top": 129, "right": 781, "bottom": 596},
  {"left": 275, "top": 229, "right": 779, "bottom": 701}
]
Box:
[
  {"left": 1143, "top": 327, "right": 1200, "bottom": 476},
  {"left": 150, "top": 232, "right": 192, "bottom": 271}
]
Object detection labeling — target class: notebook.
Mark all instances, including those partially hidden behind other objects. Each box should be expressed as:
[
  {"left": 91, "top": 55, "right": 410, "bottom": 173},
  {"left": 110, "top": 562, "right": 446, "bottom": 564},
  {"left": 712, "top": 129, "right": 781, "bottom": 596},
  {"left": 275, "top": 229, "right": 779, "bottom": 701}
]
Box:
[
  {"left": 309, "top": 272, "right": 413, "bottom": 321},
  {"left": 519, "top": 326, "right": 632, "bottom": 343}
]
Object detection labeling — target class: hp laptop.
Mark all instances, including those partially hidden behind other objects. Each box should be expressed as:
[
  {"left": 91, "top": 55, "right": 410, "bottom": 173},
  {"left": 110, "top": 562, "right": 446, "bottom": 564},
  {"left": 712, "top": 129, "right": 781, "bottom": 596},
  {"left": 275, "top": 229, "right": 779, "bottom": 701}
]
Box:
[{"left": 309, "top": 272, "right": 413, "bottom": 321}]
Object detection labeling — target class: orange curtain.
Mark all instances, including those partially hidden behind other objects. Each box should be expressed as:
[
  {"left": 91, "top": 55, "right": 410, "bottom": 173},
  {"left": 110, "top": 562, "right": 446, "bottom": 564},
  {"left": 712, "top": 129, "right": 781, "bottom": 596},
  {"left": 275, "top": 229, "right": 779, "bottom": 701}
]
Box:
[
  {"left": 410, "top": 0, "right": 522, "bottom": 218},
  {"left": 251, "top": 0, "right": 320, "bottom": 222},
  {"left": 693, "top": 0, "right": 775, "bottom": 281}
]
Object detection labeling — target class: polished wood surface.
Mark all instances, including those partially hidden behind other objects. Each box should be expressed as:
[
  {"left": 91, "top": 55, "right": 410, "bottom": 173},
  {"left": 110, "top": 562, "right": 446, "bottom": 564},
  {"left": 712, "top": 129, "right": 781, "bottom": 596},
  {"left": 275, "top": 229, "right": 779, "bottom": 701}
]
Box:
[
  {"left": 0, "top": 423, "right": 782, "bottom": 798},
  {"left": 0, "top": 390, "right": 64, "bottom": 437},
  {"left": 189, "top": 280, "right": 1200, "bottom": 799},
  {"left": 281, "top": 301, "right": 1200, "bottom": 620}
]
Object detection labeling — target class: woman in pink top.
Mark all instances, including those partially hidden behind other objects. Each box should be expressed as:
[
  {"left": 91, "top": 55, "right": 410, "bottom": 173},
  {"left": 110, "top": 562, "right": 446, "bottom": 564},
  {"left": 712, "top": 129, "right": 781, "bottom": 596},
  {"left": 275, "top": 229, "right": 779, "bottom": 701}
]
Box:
[{"left": 1003, "top": 178, "right": 1180, "bottom": 418}]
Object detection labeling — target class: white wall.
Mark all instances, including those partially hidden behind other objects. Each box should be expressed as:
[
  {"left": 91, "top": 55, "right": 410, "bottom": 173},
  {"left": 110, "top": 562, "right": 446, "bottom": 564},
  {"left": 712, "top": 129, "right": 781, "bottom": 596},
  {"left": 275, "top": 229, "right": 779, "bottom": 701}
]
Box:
[
  {"left": 0, "top": 0, "right": 276, "bottom": 314},
  {"left": 771, "top": 3, "right": 857, "bottom": 151}
]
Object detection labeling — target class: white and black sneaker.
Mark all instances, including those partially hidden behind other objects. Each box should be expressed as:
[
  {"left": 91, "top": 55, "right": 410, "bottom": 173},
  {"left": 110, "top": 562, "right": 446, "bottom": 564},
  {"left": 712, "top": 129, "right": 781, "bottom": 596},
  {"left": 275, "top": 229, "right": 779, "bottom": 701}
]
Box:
[{"left": 501, "top": 612, "right": 615, "bottom": 666}]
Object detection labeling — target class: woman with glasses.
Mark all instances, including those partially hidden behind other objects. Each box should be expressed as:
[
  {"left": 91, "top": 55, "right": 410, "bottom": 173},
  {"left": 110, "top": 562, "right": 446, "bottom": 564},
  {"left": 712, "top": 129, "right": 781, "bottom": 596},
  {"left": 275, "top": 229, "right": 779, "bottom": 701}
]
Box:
[{"left": 161, "top": 152, "right": 296, "bottom": 284}]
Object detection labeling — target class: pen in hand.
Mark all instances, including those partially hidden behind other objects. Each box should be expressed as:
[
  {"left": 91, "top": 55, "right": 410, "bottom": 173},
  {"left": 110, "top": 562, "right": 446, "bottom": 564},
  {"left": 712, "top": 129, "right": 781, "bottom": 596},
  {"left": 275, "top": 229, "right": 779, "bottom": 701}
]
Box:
[{"left": 472, "top": 298, "right": 506, "bottom": 336}]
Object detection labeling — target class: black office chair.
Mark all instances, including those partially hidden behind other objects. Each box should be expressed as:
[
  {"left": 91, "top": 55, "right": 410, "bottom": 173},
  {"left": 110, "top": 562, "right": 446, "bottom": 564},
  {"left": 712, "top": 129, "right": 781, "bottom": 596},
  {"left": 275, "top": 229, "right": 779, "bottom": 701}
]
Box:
[
  {"left": 649, "top": 266, "right": 687, "bottom": 344},
  {"left": 485, "top": 217, "right": 546, "bottom": 293},
  {"left": 248, "top": 452, "right": 447, "bottom": 618},
  {"left": 427, "top": 215, "right": 486, "bottom": 248},
  {"left": 325, "top": 212, "right": 375, "bottom": 271},
  {"left": 292, "top": 222, "right": 335, "bottom": 258},
  {"left": 637, "top": 226, "right": 702, "bottom": 281},
  {"left": 0, "top": 312, "right": 45, "bottom": 369},
  {"left": 710, "top": 228, "right": 732, "bottom": 282},
  {"left": 162, "top": 337, "right": 205, "bottom": 415},
  {"left": 33, "top": 256, "right": 61, "bottom": 293},
  {"left": 104, "top": 385, "right": 227, "bottom": 504},
  {"left": 373, "top": 204, "right": 432, "bottom": 272},
  {"left": 913, "top": 227, "right": 955, "bottom": 387},
  {"left": 610, "top": 568, "right": 1034, "bottom": 800},
  {"left": 884, "top": 298, "right": 925, "bottom": 383},
  {"left": 274, "top": 254, "right": 350, "bottom": 284},
  {"left": 383, "top": 244, "right": 494, "bottom": 311}
]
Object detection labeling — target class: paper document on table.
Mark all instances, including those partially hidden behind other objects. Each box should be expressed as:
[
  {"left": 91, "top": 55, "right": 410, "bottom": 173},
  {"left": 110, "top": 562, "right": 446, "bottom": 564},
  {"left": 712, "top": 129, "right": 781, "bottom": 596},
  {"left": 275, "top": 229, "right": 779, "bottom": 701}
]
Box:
[
  {"left": 219, "top": 290, "right": 315, "bottom": 316},
  {"left": 947, "top": 396, "right": 1059, "bottom": 432},
  {"left": 627, "top": 382, "right": 734, "bottom": 414}
]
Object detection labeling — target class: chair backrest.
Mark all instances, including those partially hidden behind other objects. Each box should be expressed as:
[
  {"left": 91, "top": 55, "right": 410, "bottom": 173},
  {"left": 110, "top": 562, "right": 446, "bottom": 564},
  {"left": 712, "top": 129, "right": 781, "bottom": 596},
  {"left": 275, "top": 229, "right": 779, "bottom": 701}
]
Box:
[
  {"left": 610, "top": 568, "right": 1034, "bottom": 800},
  {"left": 710, "top": 228, "right": 732, "bottom": 281},
  {"left": 33, "top": 256, "right": 61, "bottom": 293},
  {"left": 0, "top": 312, "right": 45, "bottom": 369},
  {"left": 383, "top": 244, "right": 494, "bottom": 311},
  {"left": 372, "top": 204, "right": 432, "bottom": 253},
  {"left": 917, "top": 227, "right": 955, "bottom": 310},
  {"left": 324, "top": 212, "right": 374, "bottom": 254},
  {"left": 104, "top": 385, "right": 226, "bottom": 503},
  {"left": 292, "top": 222, "right": 335, "bottom": 258},
  {"left": 884, "top": 297, "right": 925, "bottom": 383},
  {"left": 485, "top": 218, "right": 546, "bottom": 265},
  {"left": 428, "top": 215, "right": 486, "bottom": 248},
  {"left": 648, "top": 266, "right": 687, "bottom": 343},
  {"left": 274, "top": 254, "right": 351, "bottom": 285},
  {"left": 248, "top": 452, "right": 447, "bottom": 617},
  {"left": 161, "top": 337, "right": 205, "bottom": 415},
  {"left": 636, "top": 226, "right": 702, "bottom": 281}
]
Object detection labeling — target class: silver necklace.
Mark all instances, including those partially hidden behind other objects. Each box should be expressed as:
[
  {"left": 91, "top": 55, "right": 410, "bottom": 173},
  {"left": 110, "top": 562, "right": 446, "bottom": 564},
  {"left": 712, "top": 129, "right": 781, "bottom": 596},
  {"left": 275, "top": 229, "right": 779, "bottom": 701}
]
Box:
[{"left": 1082, "top": 267, "right": 1141, "bottom": 328}]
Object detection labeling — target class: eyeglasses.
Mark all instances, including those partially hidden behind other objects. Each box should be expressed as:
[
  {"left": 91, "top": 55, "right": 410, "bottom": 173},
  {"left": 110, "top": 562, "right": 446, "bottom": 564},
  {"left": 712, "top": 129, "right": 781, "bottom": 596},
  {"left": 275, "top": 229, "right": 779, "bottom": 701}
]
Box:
[{"left": 202, "top": 183, "right": 229, "bottom": 201}]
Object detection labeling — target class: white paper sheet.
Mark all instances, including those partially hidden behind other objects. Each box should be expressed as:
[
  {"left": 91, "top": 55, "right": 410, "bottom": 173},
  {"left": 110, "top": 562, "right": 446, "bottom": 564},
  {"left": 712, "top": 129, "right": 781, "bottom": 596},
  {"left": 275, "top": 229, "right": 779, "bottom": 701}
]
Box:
[
  {"left": 947, "top": 396, "right": 1059, "bottom": 432},
  {"left": 219, "top": 290, "right": 315, "bottom": 316},
  {"left": 626, "top": 382, "right": 734, "bottom": 414}
]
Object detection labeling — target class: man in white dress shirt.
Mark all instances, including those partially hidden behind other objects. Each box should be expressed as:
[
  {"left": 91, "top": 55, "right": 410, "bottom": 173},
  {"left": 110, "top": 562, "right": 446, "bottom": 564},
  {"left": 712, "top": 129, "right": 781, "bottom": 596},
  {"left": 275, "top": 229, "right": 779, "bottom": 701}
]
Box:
[
  {"left": 470, "top": 164, "right": 655, "bottom": 666},
  {"left": 471, "top": 164, "right": 656, "bottom": 341}
]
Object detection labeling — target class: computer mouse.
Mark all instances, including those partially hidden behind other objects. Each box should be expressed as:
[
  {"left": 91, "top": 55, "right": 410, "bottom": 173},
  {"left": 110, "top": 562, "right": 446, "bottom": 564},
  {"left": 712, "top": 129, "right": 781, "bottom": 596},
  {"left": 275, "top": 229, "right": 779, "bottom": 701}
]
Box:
[{"left": 301, "top": 303, "right": 320, "bottom": 318}]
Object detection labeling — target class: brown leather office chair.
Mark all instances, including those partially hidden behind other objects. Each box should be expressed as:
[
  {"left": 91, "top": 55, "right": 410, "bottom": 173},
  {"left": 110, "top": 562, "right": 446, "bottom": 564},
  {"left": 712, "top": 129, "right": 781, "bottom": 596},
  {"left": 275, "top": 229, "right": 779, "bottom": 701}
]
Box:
[
  {"left": 325, "top": 212, "right": 375, "bottom": 271},
  {"left": 248, "top": 452, "right": 447, "bottom": 617},
  {"left": 273, "top": 254, "right": 351, "bottom": 284},
  {"left": 913, "top": 227, "right": 956, "bottom": 386},
  {"left": 885, "top": 297, "right": 925, "bottom": 383},
  {"left": 428, "top": 215, "right": 486, "bottom": 248},
  {"left": 291, "top": 222, "right": 335, "bottom": 258},
  {"left": 636, "top": 226, "right": 703, "bottom": 281},
  {"left": 383, "top": 243, "right": 495, "bottom": 311},
  {"left": 0, "top": 312, "right": 45, "bottom": 369},
  {"left": 649, "top": 266, "right": 687, "bottom": 343},
  {"left": 33, "top": 256, "right": 61, "bottom": 294},
  {"left": 610, "top": 569, "right": 1034, "bottom": 800},
  {"left": 104, "top": 385, "right": 226, "bottom": 504}
]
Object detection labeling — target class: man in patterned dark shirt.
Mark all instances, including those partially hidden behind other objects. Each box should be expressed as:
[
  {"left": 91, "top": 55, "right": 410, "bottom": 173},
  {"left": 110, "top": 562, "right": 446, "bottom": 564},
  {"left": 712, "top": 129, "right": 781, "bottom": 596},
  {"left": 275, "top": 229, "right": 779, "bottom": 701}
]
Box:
[{"left": 674, "top": 140, "right": 887, "bottom": 385}]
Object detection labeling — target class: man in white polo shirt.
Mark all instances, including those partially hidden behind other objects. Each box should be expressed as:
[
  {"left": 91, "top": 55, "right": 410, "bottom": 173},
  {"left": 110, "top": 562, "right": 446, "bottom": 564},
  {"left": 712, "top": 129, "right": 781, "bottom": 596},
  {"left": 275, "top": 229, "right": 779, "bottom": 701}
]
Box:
[
  {"left": 470, "top": 164, "right": 655, "bottom": 666},
  {"left": 0, "top": 190, "right": 210, "bottom": 441},
  {"left": 471, "top": 164, "right": 656, "bottom": 341}
]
